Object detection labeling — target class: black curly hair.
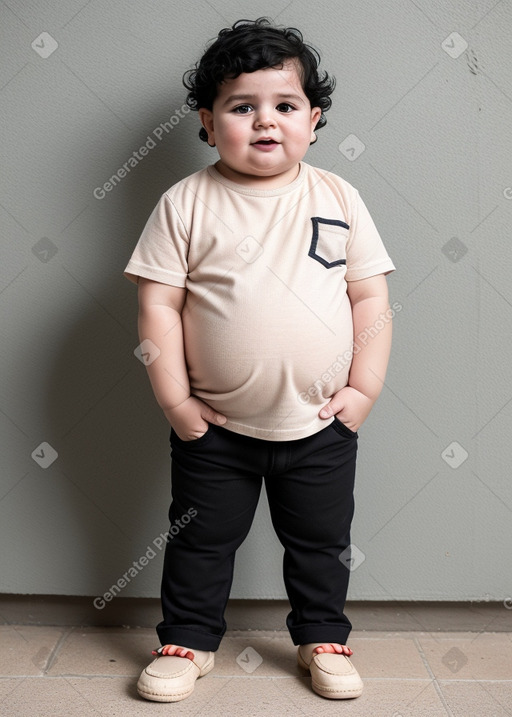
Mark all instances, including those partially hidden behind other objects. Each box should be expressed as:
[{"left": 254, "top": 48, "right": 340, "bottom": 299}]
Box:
[{"left": 183, "top": 17, "right": 336, "bottom": 142}]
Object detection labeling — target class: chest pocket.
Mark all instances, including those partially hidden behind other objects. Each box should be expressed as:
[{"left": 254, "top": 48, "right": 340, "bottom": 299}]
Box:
[{"left": 308, "top": 217, "right": 349, "bottom": 269}]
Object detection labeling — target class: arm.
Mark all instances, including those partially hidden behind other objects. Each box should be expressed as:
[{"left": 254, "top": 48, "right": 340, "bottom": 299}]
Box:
[
  {"left": 319, "top": 273, "right": 392, "bottom": 431},
  {"left": 137, "top": 277, "right": 226, "bottom": 440}
]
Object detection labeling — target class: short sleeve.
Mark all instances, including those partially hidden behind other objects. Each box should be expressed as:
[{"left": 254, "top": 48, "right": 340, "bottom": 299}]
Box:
[
  {"left": 345, "top": 190, "right": 396, "bottom": 281},
  {"left": 123, "top": 193, "right": 189, "bottom": 287}
]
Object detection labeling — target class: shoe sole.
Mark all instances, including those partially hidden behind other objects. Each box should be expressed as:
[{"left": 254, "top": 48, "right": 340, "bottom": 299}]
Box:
[
  {"left": 297, "top": 650, "right": 363, "bottom": 700},
  {"left": 137, "top": 655, "right": 214, "bottom": 703}
]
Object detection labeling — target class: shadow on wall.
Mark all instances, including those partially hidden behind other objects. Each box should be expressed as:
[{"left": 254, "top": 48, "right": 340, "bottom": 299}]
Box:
[{"left": 40, "top": 99, "right": 207, "bottom": 602}]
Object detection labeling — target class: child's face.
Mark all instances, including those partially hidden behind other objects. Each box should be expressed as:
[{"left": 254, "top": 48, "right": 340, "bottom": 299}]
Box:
[{"left": 199, "top": 60, "right": 322, "bottom": 188}]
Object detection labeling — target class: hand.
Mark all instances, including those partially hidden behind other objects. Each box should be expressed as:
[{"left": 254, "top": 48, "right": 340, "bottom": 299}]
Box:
[
  {"left": 318, "top": 386, "right": 374, "bottom": 432},
  {"left": 164, "top": 396, "right": 227, "bottom": 441}
]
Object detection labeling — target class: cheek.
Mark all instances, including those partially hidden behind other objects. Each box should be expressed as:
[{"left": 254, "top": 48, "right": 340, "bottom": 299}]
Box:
[
  {"left": 290, "top": 116, "right": 313, "bottom": 137},
  {"left": 217, "top": 121, "right": 245, "bottom": 146},
  {"left": 290, "top": 124, "right": 312, "bottom": 146}
]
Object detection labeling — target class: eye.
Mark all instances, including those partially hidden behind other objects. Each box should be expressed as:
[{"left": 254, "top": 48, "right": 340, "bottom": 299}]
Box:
[
  {"left": 233, "top": 104, "right": 253, "bottom": 114},
  {"left": 276, "top": 103, "right": 295, "bottom": 113}
]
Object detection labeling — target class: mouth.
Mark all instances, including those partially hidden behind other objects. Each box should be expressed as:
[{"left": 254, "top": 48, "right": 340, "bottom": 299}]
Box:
[{"left": 252, "top": 138, "right": 279, "bottom": 146}]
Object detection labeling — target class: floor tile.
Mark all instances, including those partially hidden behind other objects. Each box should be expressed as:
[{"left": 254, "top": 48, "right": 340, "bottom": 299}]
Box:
[
  {"left": 1, "top": 624, "right": 511, "bottom": 716},
  {"left": 349, "top": 634, "right": 431, "bottom": 678},
  {"left": 0, "top": 677, "right": 104, "bottom": 716},
  {"left": 45, "top": 626, "right": 153, "bottom": 676},
  {"left": 416, "top": 633, "right": 512, "bottom": 680},
  {"left": 166, "top": 676, "right": 307, "bottom": 716},
  {"left": 62, "top": 675, "right": 239, "bottom": 716},
  {"left": 214, "top": 631, "right": 299, "bottom": 676},
  {"left": 276, "top": 677, "right": 447, "bottom": 716},
  {"left": 0, "top": 625, "right": 65, "bottom": 676},
  {"left": 440, "top": 680, "right": 512, "bottom": 716}
]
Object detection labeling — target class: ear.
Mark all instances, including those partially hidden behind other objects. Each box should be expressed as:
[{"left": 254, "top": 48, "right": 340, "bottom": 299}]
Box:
[
  {"left": 310, "top": 107, "right": 322, "bottom": 142},
  {"left": 199, "top": 108, "right": 215, "bottom": 146}
]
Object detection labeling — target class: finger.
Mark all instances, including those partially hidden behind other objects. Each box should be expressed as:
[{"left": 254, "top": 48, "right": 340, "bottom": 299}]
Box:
[
  {"left": 319, "top": 398, "right": 344, "bottom": 419},
  {"left": 203, "top": 407, "right": 227, "bottom": 425}
]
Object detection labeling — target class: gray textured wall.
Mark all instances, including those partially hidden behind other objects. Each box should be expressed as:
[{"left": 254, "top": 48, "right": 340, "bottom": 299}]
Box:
[{"left": 1, "top": 0, "right": 511, "bottom": 605}]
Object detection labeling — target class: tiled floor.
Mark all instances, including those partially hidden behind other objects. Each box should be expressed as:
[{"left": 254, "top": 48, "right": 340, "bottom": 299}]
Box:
[{"left": 1, "top": 625, "right": 511, "bottom": 716}]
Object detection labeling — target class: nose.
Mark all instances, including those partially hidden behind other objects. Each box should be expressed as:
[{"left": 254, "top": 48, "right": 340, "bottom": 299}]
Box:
[{"left": 254, "top": 106, "right": 277, "bottom": 129}]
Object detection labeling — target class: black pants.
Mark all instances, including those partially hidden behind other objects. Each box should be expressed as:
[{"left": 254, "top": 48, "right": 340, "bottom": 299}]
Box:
[{"left": 156, "top": 417, "right": 358, "bottom": 651}]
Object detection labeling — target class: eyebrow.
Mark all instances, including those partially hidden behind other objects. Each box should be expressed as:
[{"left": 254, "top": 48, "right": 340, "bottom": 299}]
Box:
[{"left": 221, "top": 93, "right": 306, "bottom": 107}]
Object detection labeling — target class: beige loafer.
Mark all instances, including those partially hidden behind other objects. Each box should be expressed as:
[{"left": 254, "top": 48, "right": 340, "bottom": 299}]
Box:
[
  {"left": 298, "top": 642, "right": 363, "bottom": 699},
  {"left": 137, "top": 647, "right": 214, "bottom": 702}
]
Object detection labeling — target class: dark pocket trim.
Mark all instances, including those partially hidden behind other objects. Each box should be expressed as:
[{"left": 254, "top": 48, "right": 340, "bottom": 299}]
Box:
[
  {"left": 331, "top": 416, "right": 358, "bottom": 438},
  {"left": 170, "top": 424, "right": 215, "bottom": 448},
  {"left": 308, "top": 217, "right": 349, "bottom": 269}
]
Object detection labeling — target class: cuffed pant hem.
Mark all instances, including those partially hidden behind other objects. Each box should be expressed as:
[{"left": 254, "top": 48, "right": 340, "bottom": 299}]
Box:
[
  {"left": 289, "top": 625, "right": 352, "bottom": 646},
  {"left": 156, "top": 625, "right": 224, "bottom": 651}
]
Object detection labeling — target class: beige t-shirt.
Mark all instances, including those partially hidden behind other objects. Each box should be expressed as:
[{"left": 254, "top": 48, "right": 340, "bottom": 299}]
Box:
[{"left": 124, "top": 162, "right": 395, "bottom": 440}]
